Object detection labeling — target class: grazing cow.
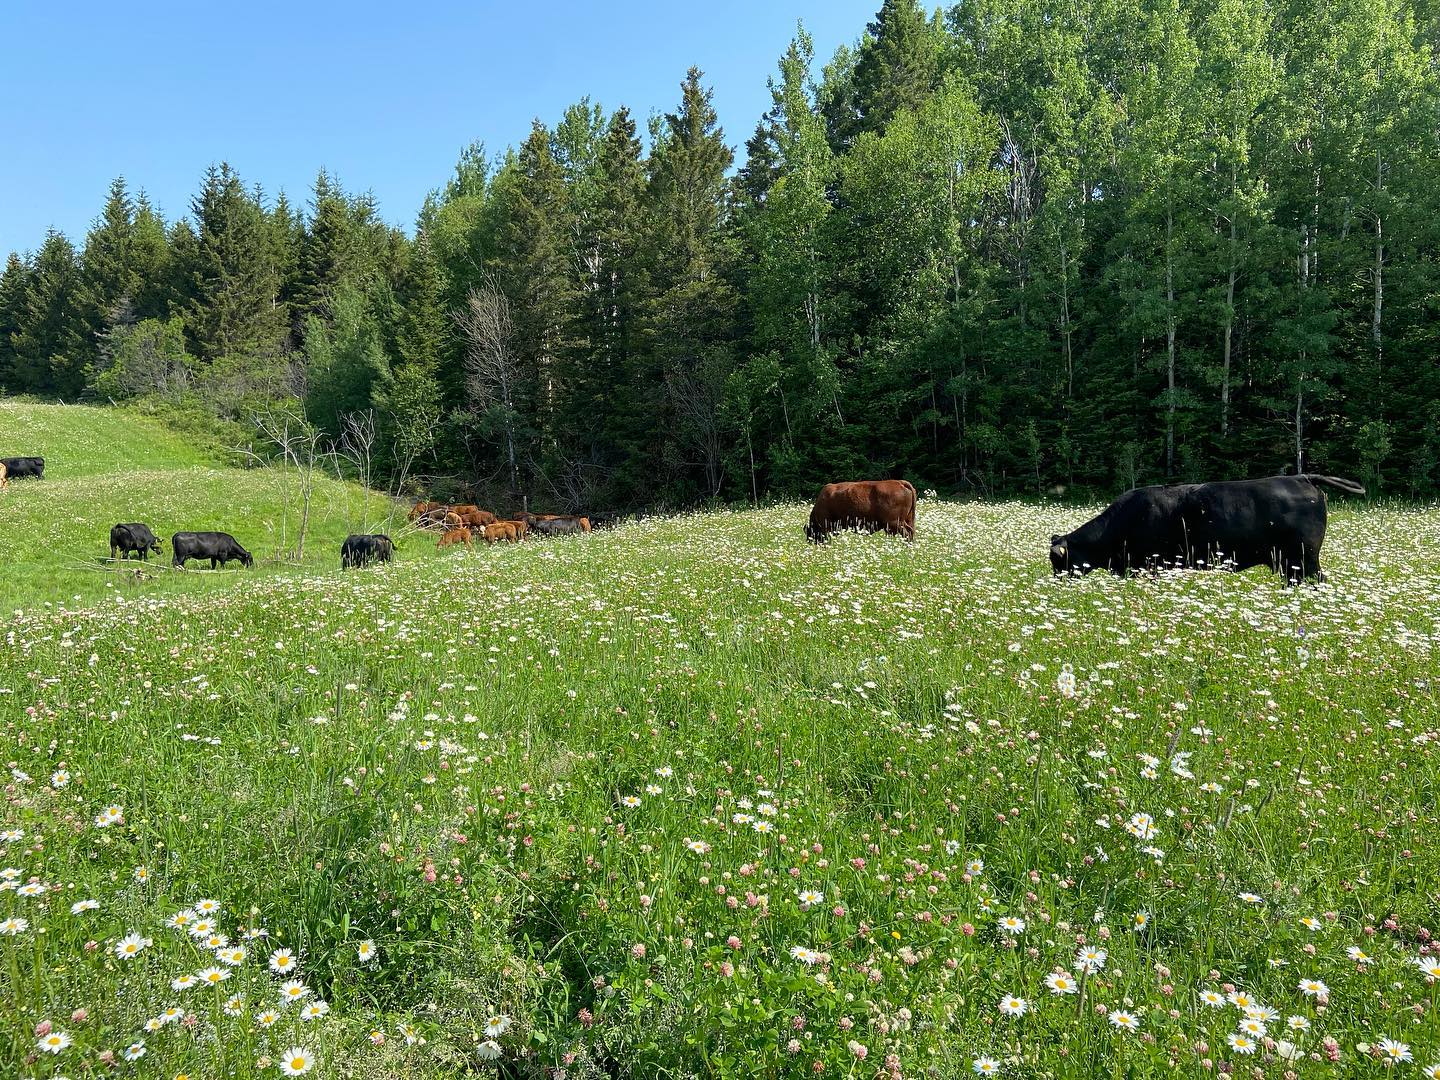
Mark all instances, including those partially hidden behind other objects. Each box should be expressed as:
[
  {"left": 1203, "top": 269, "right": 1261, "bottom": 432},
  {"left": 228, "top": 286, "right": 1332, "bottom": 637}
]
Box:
[
  {"left": 0, "top": 456, "right": 44, "bottom": 480},
  {"left": 172, "top": 531, "right": 253, "bottom": 569},
  {"left": 455, "top": 507, "right": 498, "bottom": 529},
  {"left": 437, "top": 526, "right": 472, "bottom": 549},
  {"left": 408, "top": 501, "right": 445, "bottom": 522},
  {"left": 1049, "top": 474, "right": 1365, "bottom": 581},
  {"left": 1047, "top": 484, "right": 1194, "bottom": 575},
  {"left": 110, "top": 523, "right": 162, "bottom": 561},
  {"left": 509, "top": 517, "right": 529, "bottom": 541},
  {"left": 483, "top": 521, "right": 519, "bottom": 544},
  {"left": 805, "top": 480, "right": 917, "bottom": 542},
  {"left": 531, "top": 516, "right": 586, "bottom": 537},
  {"left": 341, "top": 534, "right": 395, "bottom": 569}
]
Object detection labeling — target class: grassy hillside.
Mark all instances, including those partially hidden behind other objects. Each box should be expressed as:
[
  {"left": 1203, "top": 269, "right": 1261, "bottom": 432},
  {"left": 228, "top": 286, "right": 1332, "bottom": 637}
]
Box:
[
  {"left": 0, "top": 398, "right": 215, "bottom": 476},
  {"left": 0, "top": 404, "right": 1437, "bottom": 1078},
  {"left": 0, "top": 401, "right": 403, "bottom": 607}
]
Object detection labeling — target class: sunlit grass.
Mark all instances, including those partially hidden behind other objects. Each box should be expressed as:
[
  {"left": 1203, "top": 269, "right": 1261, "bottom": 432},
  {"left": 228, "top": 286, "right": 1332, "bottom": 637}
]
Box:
[{"left": 0, "top": 404, "right": 1437, "bottom": 1077}]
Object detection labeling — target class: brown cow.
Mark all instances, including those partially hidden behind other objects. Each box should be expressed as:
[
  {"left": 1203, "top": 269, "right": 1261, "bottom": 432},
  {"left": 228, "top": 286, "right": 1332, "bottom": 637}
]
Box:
[
  {"left": 805, "top": 480, "right": 917, "bottom": 543},
  {"left": 456, "top": 508, "right": 497, "bottom": 529},
  {"left": 483, "top": 521, "right": 519, "bottom": 544},
  {"left": 437, "top": 526, "right": 472, "bottom": 549},
  {"left": 510, "top": 518, "right": 529, "bottom": 541},
  {"left": 408, "top": 501, "right": 445, "bottom": 522}
]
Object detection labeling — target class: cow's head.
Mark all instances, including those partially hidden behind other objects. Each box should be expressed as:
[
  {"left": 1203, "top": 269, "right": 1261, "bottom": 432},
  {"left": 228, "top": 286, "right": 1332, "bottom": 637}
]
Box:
[
  {"left": 804, "top": 520, "right": 825, "bottom": 544},
  {"left": 150, "top": 537, "right": 163, "bottom": 554},
  {"left": 240, "top": 550, "right": 254, "bottom": 569},
  {"left": 1049, "top": 534, "right": 1070, "bottom": 575}
]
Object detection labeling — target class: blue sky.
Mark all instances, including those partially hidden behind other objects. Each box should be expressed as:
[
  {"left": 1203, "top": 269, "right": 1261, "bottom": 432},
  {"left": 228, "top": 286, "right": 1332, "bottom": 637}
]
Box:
[{"left": 0, "top": 0, "right": 879, "bottom": 256}]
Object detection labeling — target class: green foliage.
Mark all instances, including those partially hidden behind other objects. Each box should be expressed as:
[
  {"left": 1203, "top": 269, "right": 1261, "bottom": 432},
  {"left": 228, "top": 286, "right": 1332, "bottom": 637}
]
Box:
[
  {"left": 185, "top": 164, "right": 287, "bottom": 365},
  {"left": 376, "top": 362, "right": 443, "bottom": 481},
  {"left": 4, "top": 0, "right": 1440, "bottom": 503},
  {"left": 91, "top": 316, "right": 195, "bottom": 401},
  {"left": 303, "top": 285, "right": 392, "bottom": 435}
]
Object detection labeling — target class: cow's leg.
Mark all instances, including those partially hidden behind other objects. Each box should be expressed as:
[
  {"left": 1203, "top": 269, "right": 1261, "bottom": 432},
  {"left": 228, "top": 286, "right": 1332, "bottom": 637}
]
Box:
[{"left": 210, "top": 558, "right": 218, "bottom": 570}]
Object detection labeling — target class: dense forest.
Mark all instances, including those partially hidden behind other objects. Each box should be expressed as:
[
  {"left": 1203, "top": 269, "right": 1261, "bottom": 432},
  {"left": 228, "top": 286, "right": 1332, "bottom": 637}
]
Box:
[{"left": 3, "top": 0, "right": 1438, "bottom": 507}]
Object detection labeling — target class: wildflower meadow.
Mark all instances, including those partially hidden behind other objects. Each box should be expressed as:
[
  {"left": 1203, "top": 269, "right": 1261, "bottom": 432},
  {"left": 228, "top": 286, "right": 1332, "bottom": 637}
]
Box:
[{"left": 1, "top": 405, "right": 1437, "bottom": 1078}]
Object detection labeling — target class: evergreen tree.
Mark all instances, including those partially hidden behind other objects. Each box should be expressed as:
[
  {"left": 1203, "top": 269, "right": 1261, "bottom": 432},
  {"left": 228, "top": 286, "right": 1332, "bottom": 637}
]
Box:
[
  {"left": 492, "top": 123, "right": 576, "bottom": 489},
  {"left": 78, "top": 178, "right": 141, "bottom": 357},
  {"left": 294, "top": 171, "right": 358, "bottom": 322},
  {"left": 575, "top": 106, "right": 650, "bottom": 500},
  {"left": 396, "top": 229, "right": 449, "bottom": 376},
  {"left": 848, "top": 0, "right": 943, "bottom": 140},
  {"left": 0, "top": 253, "right": 33, "bottom": 392},
  {"left": 186, "top": 164, "right": 287, "bottom": 368},
  {"left": 645, "top": 68, "right": 737, "bottom": 499},
  {"left": 10, "top": 232, "right": 85, "bottom": 397}
]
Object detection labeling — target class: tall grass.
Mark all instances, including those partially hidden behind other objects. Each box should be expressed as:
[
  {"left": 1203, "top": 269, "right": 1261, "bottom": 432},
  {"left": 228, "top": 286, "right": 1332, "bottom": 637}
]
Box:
[{"left": 0, "top": 405, "right": 1436, "bottom": 1077}]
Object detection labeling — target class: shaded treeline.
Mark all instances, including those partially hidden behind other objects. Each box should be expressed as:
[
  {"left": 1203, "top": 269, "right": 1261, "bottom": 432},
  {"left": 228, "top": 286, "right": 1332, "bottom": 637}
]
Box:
[{"left": 3, "top": 0, "right": 1438, "bottom": 505}]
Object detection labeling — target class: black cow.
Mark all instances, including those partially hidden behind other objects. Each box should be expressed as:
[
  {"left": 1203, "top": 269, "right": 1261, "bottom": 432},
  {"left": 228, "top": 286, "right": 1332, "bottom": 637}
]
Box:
[
  {"left": 1048, "top": 484, "right": 1194, "bottom": 575},
  {"left": 1, "top": 456, "right": 44, "bottom": 480},
  {"left": 1050, "top": 475, "right": 1365, "bottom": 581},
  {"left": 171, "top": 531, "right": 253, "bottom": 570},
  {"left": 341, "top": 533, "right": 395, "bottom": 569},
  {"left": 110, "top": 523, "right": 162, "bottom": 561},
  {"left": 531, "top": 516, "right": 585, "bottom": 537}
]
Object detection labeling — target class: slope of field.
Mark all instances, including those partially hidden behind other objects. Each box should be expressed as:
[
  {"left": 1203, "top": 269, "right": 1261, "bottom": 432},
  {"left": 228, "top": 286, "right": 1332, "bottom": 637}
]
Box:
[
  {"left": 1, "top": 407, "right": 1438, "bottom": 1077},
  {"left": 0, "top": 401, "right": 402, "bottom": 607},
  {"left": 0, "top": 398, "right": 213, "bottom": 477}
]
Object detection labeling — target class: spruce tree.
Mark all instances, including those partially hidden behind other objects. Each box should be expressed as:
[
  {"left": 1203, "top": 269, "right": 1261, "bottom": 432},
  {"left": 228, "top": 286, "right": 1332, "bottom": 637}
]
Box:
[
  {"left": 294, "top": 170, "right": 357, "bottom": 322},
  {"left": 0, "top": 253, "right": 32, "bottom": 392},
  {"left": 186, "top": 164, "right": 286, "bottom": 368},
  {"left": 11, "top": 232, "right": 85, "bottom": 397},
  {"left": 645, "top": 68, "right": 737, "bottom": 499},
  {"left": 79, "top": 178, "right": 141, "bottom": 356},
  {"left": 396, "top": 229, "right": 449, "bottom": 377},
  {"left": 493, "top": 122, "right": 576, "bottom": 483},
  {"left": 849, "top": 0, "right": 943, "bottom": 139}
]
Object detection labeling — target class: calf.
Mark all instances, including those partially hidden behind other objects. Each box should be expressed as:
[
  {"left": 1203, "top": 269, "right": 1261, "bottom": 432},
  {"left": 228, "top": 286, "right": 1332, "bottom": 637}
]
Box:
[
  {"left": 455, "top": 507, "right": 498, "bottom": 529},
  {"left": 110, "top": 523, "right": 162, "bottom": 561},
  {"left": 341, "top": 534, "right": 395, "bottom": 569},
  {"left": 483, "top": 521, "right": 519, "bottom": 544},
  {"left": 172, "top": 531, "right": 253, "bottom": 569},
  {"left": 437, "top": 526, "right": 472, "bottom": 549}
]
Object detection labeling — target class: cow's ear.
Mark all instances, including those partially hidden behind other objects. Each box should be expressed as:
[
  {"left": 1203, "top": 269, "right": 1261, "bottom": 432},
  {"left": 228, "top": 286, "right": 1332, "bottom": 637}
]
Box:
[{"left": 1050, "top": 534, "right": 1062, "bottom": 544}]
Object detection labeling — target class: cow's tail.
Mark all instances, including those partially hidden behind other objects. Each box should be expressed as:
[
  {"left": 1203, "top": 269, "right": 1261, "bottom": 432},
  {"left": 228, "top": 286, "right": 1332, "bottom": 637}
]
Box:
[
  {"left": 1301, "top": 475, "right": 1366, "bottom": 496},
  {"left": 902, "top": 479, "right": 917, "bottom": 539}
]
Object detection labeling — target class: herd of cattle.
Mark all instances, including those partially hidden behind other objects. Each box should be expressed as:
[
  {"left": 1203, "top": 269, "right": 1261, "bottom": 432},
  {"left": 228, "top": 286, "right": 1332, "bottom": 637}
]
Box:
[
  {"left": 407, "top": 502, "right": 599, "bottom": 548},
  {"left": 2, "top": 452, "right": 1364, "bottom": 582}
]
